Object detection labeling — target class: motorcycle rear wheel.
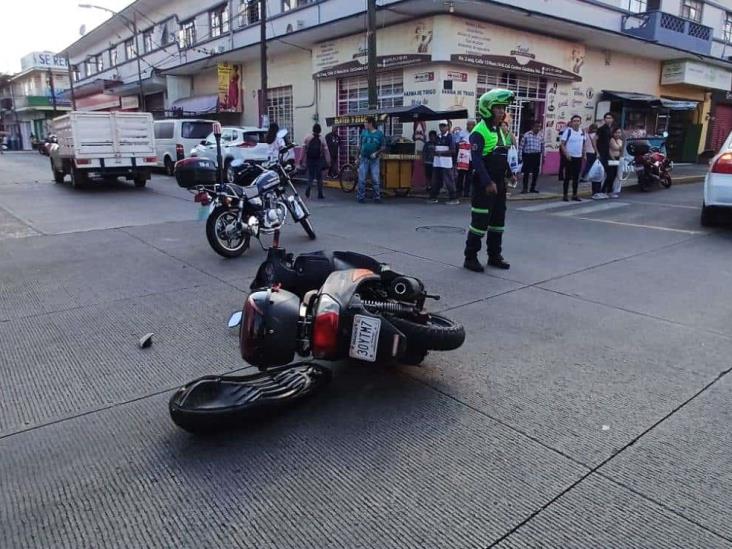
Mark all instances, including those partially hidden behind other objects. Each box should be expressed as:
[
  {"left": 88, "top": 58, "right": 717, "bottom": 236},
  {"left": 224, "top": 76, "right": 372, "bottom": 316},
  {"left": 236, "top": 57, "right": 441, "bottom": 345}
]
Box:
[
  {"left": 389, "top": 314, "right": 465, "bottom": 352},
  {"left": 206, "top": 206, "right": 251, "bottom": 258}
]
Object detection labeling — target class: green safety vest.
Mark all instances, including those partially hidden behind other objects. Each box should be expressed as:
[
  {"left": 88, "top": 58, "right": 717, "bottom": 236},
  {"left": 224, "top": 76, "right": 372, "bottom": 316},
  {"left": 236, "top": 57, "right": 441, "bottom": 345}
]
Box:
[{"left": 471, "top": 120, "right": 507, "bottom": 157}]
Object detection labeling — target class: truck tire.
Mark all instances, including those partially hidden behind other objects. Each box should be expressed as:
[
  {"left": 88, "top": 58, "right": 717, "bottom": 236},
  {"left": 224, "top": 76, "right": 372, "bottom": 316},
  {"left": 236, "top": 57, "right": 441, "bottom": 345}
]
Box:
[
  {"left": 71, "top": 169, "right": 87, "bottom": 189},
  {"left": 134, "top": 173, "right": 148, "bottom": 188},
  {"left": 164, "top": 156, "right": 175, "bottom": 176}
]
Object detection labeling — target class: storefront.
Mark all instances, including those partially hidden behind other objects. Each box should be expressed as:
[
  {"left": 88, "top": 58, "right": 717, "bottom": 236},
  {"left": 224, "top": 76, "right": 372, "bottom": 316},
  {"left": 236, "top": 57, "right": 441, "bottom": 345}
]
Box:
[{"left": 709, "top": 90, "right": 732, "bottom": 154}]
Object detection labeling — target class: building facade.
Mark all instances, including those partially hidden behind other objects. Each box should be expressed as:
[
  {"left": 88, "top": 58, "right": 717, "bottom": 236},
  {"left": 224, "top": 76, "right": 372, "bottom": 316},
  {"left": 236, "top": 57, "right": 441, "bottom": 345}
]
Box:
[
  {"left": 62, "top": 0, "right": 732, "bottom": 168},
  {"left": 0, "top": 52, "right": 72, "bottom": 149}
]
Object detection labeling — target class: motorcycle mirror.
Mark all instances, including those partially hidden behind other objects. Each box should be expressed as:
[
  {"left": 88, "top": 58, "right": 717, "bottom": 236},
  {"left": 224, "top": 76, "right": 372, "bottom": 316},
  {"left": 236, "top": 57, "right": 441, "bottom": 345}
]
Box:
[
  {"left": 213, "top": 123, "right": 222, "bottom": 137},
  {"left": 227, "top": 311, "right": 242, "bottom": 329}
]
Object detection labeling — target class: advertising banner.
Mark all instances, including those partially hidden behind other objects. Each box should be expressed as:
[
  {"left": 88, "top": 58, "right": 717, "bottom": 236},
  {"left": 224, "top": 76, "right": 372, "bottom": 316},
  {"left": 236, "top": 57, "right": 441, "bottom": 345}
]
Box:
[{"left": 217, "top": 63, "right": 242, "bottom": 112}]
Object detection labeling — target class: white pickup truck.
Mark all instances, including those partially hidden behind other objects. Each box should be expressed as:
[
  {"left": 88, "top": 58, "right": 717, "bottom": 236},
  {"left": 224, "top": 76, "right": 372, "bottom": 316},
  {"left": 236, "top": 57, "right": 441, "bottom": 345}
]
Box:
[{"left": 50, "top": 111, "right": 157, "bottom": 188}]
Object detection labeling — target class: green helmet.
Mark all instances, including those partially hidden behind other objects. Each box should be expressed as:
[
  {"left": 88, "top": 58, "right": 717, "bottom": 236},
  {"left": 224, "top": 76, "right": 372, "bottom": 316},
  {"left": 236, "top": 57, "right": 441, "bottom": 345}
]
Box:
[{"left": 477, "top": 89, "right": 515, "bottom": 120}]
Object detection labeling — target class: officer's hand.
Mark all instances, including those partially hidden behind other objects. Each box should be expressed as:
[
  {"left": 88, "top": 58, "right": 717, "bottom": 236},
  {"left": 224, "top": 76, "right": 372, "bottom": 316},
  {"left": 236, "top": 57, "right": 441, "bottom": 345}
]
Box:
[{"left": 486, "top": 182, "right": 498, "bottom": 195}]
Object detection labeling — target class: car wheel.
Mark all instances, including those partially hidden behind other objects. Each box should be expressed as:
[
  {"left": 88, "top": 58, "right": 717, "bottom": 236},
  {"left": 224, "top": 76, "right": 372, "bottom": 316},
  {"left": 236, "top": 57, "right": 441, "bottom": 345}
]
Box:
[
  {"left": 164, "top": 156, "right": 175, "bottom": 176},
  {"left": 701, "top": 203, "right": 715, "bottom": 227}
]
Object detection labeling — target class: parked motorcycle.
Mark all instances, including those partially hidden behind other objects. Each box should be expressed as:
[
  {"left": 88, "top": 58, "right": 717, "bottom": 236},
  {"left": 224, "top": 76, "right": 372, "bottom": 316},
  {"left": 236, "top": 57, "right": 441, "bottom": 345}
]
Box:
[
  {"left": 627, "top": 137, "right": 673, "bottom": 192},
  {"left": 168, "top": 250, "right": 466, "bottom": 434},
  {"left": 175, "top": 148, "right": 316, "bottom": 258}
]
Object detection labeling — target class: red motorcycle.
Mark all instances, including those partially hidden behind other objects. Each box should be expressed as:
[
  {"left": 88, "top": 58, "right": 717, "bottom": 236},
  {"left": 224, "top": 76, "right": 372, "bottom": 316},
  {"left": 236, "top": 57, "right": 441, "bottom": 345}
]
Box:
[{"left": 627, "top": 137, "right": 673, "bottom": 192}]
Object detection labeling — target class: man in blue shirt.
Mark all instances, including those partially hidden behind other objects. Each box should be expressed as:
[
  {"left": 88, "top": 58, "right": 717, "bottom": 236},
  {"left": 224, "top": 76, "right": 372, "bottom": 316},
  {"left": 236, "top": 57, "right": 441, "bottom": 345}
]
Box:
[{"left": 357, "top": 116, "right": 385, "bottom": 203}]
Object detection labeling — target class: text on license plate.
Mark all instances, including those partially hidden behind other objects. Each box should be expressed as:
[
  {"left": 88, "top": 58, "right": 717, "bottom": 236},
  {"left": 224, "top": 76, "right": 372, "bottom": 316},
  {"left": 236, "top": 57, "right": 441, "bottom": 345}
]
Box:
[{"left": 349, "top": 315, "right": 381, "bottom": 362}]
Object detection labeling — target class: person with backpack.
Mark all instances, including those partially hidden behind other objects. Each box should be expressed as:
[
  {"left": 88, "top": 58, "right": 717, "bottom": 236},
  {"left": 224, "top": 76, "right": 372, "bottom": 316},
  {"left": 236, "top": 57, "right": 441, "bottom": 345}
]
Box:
[
  {"left": 300, "top": 124, "right": 331, "bottom": 199},
  {"left": 559, "top": 115, "right": 587, "bottom": 202}
]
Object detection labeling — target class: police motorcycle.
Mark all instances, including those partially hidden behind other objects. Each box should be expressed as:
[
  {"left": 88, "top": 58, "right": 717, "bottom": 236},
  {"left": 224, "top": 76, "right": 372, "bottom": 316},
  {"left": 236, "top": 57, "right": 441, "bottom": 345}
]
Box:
[
  {"left": 168, "top": 249, "right": 465, "bottom": 434},
  {"left": 174, "top": 124, "right": 315, "bottom": 258}
]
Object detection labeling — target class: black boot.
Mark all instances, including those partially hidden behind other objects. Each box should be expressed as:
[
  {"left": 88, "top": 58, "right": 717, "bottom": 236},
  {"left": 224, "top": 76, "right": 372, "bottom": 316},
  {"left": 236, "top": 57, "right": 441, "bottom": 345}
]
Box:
[
  {"left": 464, "top": 257, "right": 485, "bottom": 272},
  {"left": 487, "top": 256, "right": 511, "bottom": 270}
]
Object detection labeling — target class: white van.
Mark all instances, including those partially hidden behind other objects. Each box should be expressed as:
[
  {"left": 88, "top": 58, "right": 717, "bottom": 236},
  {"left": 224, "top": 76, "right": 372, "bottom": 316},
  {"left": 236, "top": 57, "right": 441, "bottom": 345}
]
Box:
[{"left": 154, "top": 119, "right": 216, "bottom": 175}]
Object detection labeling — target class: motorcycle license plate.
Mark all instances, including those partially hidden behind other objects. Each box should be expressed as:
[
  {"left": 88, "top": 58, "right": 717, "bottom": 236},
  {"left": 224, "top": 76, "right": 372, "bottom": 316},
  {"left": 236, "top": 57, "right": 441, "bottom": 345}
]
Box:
[
  {"left": 349, "top": 315, "right": 381, "bottom": 363},
  {"left": 196, "top": 203, "right": 213, "bottom": 222}
]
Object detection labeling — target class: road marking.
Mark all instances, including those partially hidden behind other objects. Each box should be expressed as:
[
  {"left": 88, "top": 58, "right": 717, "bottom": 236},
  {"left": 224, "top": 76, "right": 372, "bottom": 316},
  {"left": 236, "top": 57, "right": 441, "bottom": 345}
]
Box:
[
  {"left": 516, "top": 201, "right": 585, "bottom": 212},
  {"left": 554, "top": 202, "right": 629, "bottom": 216},
  {"left": 571, "top": 217, "right": 706, "bottom": 234},
  {"left": 624, "top": 200, "right": 699, "bottom": 210}
]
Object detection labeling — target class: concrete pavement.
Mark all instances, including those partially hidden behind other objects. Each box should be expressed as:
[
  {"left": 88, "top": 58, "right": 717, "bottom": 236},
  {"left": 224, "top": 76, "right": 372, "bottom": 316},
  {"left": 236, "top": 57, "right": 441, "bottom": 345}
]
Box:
[{"left": 1, "top": 152, "right": 731, "bottom": 548}]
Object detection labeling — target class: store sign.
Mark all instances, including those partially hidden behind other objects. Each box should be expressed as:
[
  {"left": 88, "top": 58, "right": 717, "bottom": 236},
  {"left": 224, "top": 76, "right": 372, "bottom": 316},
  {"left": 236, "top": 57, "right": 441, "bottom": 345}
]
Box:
[
  {"left": 446, "top": 71, "right": 468, "bottom": 82},
  {"left": 217, "top": 63, "right": 242, "bottom": 112},
  {"left": 20, "top": 51, "right": 68, "bottom": 72},
  {"left": 313, "top": 18, "right": 434, "bottom": 79},
  {"left": 414, "top": 71, "right": 435, "bottom": 82},
  {"left": 445, "top": 17, "right": 585, "bottom": 82},
  {"left": 661, "top": 61, "right": 732, "bottom": 91}
]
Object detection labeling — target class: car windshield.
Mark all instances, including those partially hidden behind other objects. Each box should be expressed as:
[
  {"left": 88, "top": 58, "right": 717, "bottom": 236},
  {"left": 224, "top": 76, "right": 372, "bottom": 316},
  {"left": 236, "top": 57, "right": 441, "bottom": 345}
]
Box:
[{"left": 182, "top": 121, "right": 214, "bottom": 139}]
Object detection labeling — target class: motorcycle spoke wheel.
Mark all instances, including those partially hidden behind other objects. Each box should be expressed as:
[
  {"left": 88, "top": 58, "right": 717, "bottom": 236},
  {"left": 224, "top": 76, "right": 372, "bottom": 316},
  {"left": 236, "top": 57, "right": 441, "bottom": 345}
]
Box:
[{"left": 206, "top": 208, "right": 250, "bottom": 258}]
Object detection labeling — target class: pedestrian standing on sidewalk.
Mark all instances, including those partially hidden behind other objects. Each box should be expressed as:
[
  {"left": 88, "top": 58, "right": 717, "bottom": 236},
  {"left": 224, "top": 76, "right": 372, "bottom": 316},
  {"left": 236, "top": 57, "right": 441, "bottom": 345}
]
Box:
[
  {"left": 456, "top": 119, "right": 475, "bottom": 198},
  {"left": 429, "top": 120, "right": 459, "bottom": 205},
  {"left": 519, "top": 120, "right": 544, "bottom": 193},
  {"left": 422, "top": 130, "right": 437, "bottom": 188},
  {"left": 325, "top": 127, "right": 340, "bottom": 177},
  {"left": 463, "top": 89, "right": 515, "bottom": 272},
  {"left": 580, "top": 123, "right": 598, "bottom": 183},
  {"left": 596, "top": 112, "right": 617, "bottom": 197},
  {"left": 603, "top": 127, "right": 624, "bottom": 199},
  {"left": 300, "top": 124, "right": 331, "bottom": 199},
  {"left": 357, "top": 116, "right": 385, "bottom": 203},
  {"left": 560, "top": 115, "right": 586, "bottom": 202}
]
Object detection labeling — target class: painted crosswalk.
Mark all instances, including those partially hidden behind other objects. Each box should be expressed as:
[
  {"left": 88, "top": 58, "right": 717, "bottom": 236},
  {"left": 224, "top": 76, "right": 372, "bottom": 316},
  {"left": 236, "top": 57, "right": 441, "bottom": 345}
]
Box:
[{"left": 516, "top": 200, "right": 629, "bottom": 217}]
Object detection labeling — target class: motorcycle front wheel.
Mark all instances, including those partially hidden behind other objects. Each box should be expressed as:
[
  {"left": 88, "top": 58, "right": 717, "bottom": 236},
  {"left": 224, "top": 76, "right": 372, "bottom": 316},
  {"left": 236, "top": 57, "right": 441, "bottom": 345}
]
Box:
[
  {"left": 301, "top": 218, "right": 316, "bottom": 240},
  {"left": 661, "top": 174, "right": 672, "bottom": 188},
  {"left": 206, "top": 206, "right": 251, "bottom": 258},
  {"left": 389, "top": 314, "right": 465, "bottom": 352}
]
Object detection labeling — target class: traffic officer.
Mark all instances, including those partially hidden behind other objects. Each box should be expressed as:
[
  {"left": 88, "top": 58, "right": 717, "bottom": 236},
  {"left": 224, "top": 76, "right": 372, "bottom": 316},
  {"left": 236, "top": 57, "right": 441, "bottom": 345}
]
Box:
[{"left": 463, "top": 89, "right": 515, "bottom": 272}]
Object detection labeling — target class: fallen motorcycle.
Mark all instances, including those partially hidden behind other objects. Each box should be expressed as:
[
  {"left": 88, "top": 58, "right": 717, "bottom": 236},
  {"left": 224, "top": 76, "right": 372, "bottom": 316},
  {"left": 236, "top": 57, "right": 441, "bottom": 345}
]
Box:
[{"left": 169, "top": 250, "right": 465, "bottom": 434}]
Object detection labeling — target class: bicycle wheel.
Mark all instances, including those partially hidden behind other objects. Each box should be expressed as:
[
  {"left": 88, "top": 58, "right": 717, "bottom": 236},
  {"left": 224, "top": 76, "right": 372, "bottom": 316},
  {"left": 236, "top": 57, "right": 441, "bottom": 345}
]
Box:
[{"left": 339, "top": 163, "right": 357, "bottom": 193}]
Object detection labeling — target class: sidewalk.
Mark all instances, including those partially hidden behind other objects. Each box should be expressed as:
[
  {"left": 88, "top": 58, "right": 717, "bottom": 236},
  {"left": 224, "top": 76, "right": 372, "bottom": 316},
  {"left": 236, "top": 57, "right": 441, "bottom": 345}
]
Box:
[{"left": 507, "top": 163, "right": 707, "bottom": 202}]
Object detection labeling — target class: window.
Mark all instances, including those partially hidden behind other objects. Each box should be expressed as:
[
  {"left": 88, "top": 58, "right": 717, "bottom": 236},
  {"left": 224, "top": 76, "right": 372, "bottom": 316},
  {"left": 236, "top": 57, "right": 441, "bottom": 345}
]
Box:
[
  {"left": 85, "top": 58, "right": 96, "bottom": 76},
  {"left": 725, "top": 12, "right": 732, "bottom": 43},
  {"left": 143, "top": 29, "right": 154, "bottom": 53},
  {"left": 680, "top": 0, "right": 703, "bottom": 23},
  {"left": 110, "top": 47, "right": 118, "bottom": 67},
  {"left": 267, "top": 86, "right": 294, "bottom": 136},
  {"left": 281, "top": 0, "right": 316, "bottom": 12},
  {"left": 125, "top": 38, "right": 136, "bottom": 60},
  {"left": 239, "top": 0, "right": 260, "bottom": 26},
  {"left": 72, "top": 66, "right": 80, "bottom": 82},
  {"left": 181, "top": 121, "right": 215, "bottom": 139},
  {"left": 625, "top": 0, "right": 659, "bottom": 11},
  {"left": 180, "top": 19, "right": 196, "bottom": 48},
  {"left": 477, "top": 71, "right": 547, "bottom": 139},
  {"left": 154, "top": 122, "right": 174, "bottom": 139},
  {"left": 210, "top": 4, "right": 230, "bottom": 38},
  {"left": 336, "top": 72, "right": 404, "bottom": 165},
  {"left": 96, "top": 54, "right": 104, "bottom": 73}
]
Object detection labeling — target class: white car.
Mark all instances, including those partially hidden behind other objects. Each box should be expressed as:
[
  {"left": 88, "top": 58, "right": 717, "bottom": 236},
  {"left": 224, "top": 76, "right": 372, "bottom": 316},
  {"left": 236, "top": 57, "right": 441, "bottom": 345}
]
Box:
[
  {"left": 702, "top": 131, "right": 732, "bottom": 226},
  {"left": 190, "top": 126, "right": 270, "bottom": 182},
  {"left": 154, "top": 119, "right": 216, "bottom": 175}
]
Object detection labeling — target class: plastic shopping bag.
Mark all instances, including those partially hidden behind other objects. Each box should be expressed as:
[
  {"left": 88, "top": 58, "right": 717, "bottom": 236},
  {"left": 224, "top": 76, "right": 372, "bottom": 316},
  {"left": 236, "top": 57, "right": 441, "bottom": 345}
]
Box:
[
  {"left": 507, "top": 145, "right": 521, "bottom": 174},
  {"left": 612, "top": 174, "right": 622, "bottom": 195},
  {"left": 456, "top": 142, "right": 471, "bottom": 171},
  {"left": 587, "top": 159, "right": 605, "bottom": 183}
]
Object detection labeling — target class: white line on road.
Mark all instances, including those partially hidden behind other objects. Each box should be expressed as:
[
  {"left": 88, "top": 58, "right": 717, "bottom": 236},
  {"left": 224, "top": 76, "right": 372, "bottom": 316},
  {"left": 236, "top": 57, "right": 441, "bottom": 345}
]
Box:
[
  {"left": 554, "top": 202, "right": 629, "bottom": 216},
  {"left": 571, "top": 217, "right": 707, "bottom": 234},
  {"left": 623, "top": 200, "right": 700, "bottom": 210},
  {"left": 516, "top": 201, "right": 584, "bottom": 212}
]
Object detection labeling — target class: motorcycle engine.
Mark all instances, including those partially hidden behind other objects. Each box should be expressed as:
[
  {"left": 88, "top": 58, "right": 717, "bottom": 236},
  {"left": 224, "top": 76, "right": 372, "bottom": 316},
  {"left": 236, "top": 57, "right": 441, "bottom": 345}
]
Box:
[{"left": 263, "top": 198, "right": 288, "bottom": 229}]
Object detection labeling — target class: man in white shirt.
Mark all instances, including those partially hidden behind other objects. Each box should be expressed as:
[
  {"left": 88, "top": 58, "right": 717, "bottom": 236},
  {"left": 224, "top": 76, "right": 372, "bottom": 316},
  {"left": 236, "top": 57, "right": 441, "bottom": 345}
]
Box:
[{"left": 560, "top": 115, "right": 586, "bottom": 202}]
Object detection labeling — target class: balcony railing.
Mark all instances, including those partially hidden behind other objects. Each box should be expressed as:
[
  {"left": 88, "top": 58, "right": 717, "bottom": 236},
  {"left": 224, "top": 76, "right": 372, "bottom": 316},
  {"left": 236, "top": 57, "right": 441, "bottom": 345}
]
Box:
[{"left": 622, "top": 11, "right": 712, "bottom": 56}]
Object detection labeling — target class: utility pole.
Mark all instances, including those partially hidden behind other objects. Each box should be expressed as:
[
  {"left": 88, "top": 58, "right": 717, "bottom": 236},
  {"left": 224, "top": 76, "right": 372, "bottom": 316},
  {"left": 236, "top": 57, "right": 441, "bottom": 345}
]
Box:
[
  {"left": 367, "top": 0, "right": 377, "bottom": 111},
  {"left": 260, "top": 0, "right": 268, "bottom": 127},
  {"left": 133, "top": 11, "right": 146, "bottom": 111},
  {"left": 47, "top": 68, "right": 58, "bottom": 116},
  {"left": 65, "top": 54, "right": 77, "bottom": 110}
]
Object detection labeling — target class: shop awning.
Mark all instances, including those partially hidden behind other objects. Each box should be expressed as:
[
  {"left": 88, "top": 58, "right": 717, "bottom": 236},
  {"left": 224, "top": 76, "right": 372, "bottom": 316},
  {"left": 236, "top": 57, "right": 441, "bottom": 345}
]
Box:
[
  {"left": 326, "top": 105, "right": 470, "bottom": 127},
  {"left": 105, "top": 74, "right": 167, "bottom": 97},
  {"left": 171, "top": 95, "right": 218, "bottom": 114},
  {"left": 602, "top": 90, "right": 698, "bottom": 110}
]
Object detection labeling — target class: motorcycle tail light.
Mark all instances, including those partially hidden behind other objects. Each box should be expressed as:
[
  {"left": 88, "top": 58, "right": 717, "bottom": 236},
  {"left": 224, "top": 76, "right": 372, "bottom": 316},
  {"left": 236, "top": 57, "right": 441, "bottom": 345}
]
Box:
[
  {"left": 312, "top": 294, "right": 340, "bottom": 359},
  {"left": 176, "top": 144, "right": 185, "bottom": 160},
  {"left": 194, "top": 191, "right": 210, "bottom": 205},
  {"left": 711, "top": 152, "right": 732, "bottom": 175}
]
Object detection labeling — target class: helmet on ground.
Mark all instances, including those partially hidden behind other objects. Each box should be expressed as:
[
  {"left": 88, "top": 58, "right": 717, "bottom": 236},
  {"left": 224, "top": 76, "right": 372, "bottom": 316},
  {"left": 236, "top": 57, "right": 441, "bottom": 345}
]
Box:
[
  {"left": 240, "top": 287, "right": 300, "bottom": 367},
  {"left": 477, "top": 89, "right": 515, "bottom": 120}
]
